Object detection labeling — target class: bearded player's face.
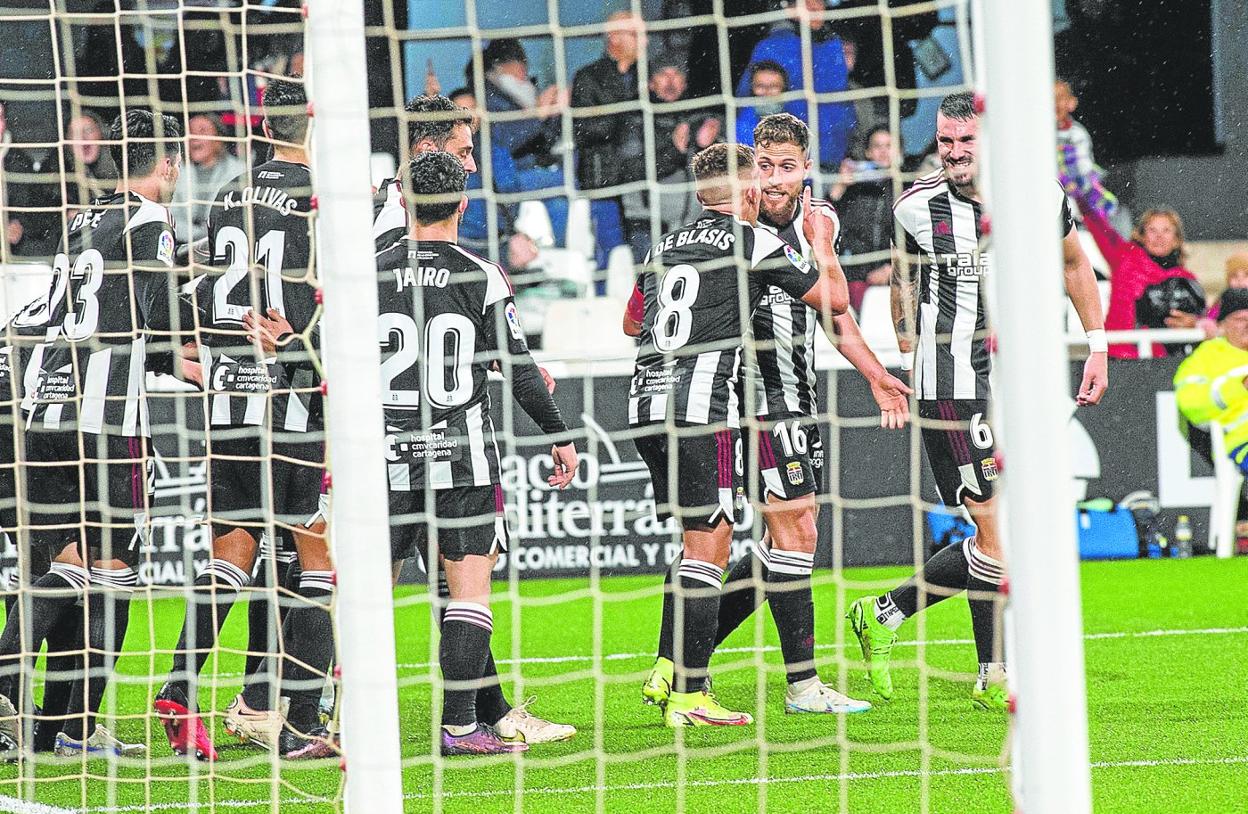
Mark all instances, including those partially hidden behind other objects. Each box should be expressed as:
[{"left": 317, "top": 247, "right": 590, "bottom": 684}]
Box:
[
  {"left": 936, "top": 112, "right": 978, "bottom": 187},
  {"left": 755, "top": 142, "right": 809, "bottom": 224}
]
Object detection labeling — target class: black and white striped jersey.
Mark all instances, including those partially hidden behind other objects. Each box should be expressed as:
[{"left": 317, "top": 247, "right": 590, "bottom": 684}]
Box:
[
  {"left": 24, "top": 192, "right": 182, "bottom": 437},
  {"left": 751, "top": 197, "right": 841, "bottom": 417},
  {"left": 372, "top": 178, "right": 407, "bottom": 250},
  {"left": 189, "top": 159, "right": 321, "bottom": 434},
  {"left": 0, "top": 297, "right": 52, "bottom": 452},
  {"left": 893, "top": 171, "right": 1074, "bottom": 401},
  {"left": 376, "top": 238, "right": 526, "bottom": 491},
  {"left": 628, "top": 210, "right": 820, "bottom": 428}
]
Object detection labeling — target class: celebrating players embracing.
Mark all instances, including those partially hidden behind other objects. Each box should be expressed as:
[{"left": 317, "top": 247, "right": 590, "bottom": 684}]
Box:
[
  {"left": 629, "top": 143, "right": 855, "bottom": 726},
  {"left": 848, "top": 92, "right": 1109, "bottom": 709},
  {"left": 640, "top": 114, "right": 909, "bottom": 716},
  {"left": 154, "top": 78, "right": 335, "bottom": 760},
  {"left": 376, "top": 151, "right": 578, "bottom": 755}
]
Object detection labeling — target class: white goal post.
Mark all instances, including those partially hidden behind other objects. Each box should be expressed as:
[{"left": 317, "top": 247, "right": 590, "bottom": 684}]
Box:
[
  {"left": 980, "top": 0, "right": 1093, "bottom": 812},
  {"left": 306, "top": 0, "right": 405, "bottom": 809}
]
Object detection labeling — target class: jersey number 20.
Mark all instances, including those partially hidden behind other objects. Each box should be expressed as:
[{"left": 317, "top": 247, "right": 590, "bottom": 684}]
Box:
[{"left": 378, "top": 312, "right": 474, "bottom": 408}]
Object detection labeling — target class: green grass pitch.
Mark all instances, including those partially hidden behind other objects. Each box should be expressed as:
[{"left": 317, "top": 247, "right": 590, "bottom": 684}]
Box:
[{"left": 0, "top": 556, "right": 1244, "bottom": 813}]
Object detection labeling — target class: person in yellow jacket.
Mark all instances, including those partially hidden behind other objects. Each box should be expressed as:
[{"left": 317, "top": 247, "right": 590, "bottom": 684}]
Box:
[{"left": 1175, "top": 287, "right": 1248, "bottom": 473}]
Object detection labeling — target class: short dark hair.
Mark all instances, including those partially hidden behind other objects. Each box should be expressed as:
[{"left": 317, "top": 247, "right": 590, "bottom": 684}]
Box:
[
  {"left": 938, "top": 91, "right": 976, "bottom": 121},
  {"left": 482, "top": 38, "right": 527, "bottom": 71},
  {"left": 263, "top": 78, "right": 308, "bottom": 144},
  {"left": 749, "top": 60, "right": 789, "bottom": 90},
  {"left": 754, "top": 112, "right": 808, "bottom": 154},
  {"left": 405, "top": 94, "right": 473, "bottom": 151},
  {"left": 109, "top": 109, "right": 182, "bottom": 178},
  {"left": 691, "top": 142, "right": 755, "bottom": 204},
  {"left": 408, "top": 151, "right": 468, "bottom": 225}
]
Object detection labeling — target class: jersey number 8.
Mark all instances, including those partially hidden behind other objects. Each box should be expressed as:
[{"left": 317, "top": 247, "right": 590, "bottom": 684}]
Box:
[{"left": 653, "top": 264, "right": 700, "bottom": 352}]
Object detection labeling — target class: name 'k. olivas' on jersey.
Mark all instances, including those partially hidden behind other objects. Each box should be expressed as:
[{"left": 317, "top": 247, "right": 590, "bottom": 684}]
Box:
[
  {"left": 185, "top": 159, "right": 322, "bottom": 435},
  {"left": 893, "top": 170, "right": 1074, "bottom": 401},
  {"left": 375, "top": 238, "right": 568, "bottom": 492},
  {"left": 628, "top": 210, "right": 821, "bottom": 429},
  {"left": 24, "top": 192, "right": 184, "bottom": 437}
]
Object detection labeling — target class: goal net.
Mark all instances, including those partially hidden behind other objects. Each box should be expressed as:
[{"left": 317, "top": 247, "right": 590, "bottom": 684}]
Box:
[{"left": 0, "top": 0, "right": 1083, "bottom": 811}]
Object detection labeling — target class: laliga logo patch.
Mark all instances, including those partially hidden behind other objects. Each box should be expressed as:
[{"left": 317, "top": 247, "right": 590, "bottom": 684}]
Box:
[
  {"left": 786, "top": 461, "right": 805, "bottom": 485},
  {"left": 504, "top": 302, "right": 525, "bottom": 341},
  {"left": 981, "top": 457, "right": 999, "bottom": 481},
  {"left": 157, "top": 231, "right": 175, "bottom": 267},
  {"left": 783, "top": 244, "right": 810, "bottom": 274}
]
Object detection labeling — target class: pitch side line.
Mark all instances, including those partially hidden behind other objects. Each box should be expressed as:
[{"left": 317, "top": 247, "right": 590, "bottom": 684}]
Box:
[
  {"left": 389, "top": 625, "right": 1248, "bottom": 670},
  {"left": 59, "top": 754, "right": 1248, "bottom": 812},
  {"left": 0, "top": 796, "right": 78, "bottom": 814}
]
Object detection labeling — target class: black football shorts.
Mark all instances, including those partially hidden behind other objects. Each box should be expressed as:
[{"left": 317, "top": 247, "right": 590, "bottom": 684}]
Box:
[
  {"left": 744, "top": 413, "right": 823, "bottom": 503},
  {"left": 23, "top": 430, "right": 152, "bottom": 565},
  {"left": 389, "top": 483, "right": 510, "bottom": 563},
  {"left": 207, "top": 429, "right": 325, "bottom": 539},
  {"left": 919, "top": 399, "right": 999, "bottom": 506},
  {"left": 634, "top": 425, "right": 742, "bottom": 532}
]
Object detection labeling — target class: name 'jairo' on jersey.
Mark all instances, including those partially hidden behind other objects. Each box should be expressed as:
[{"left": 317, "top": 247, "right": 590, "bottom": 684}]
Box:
[
  {"left": 187, "top": 159, "right": 321, "bottom": 434},
  {"left": 375, "top": 238, "right": 530, "bottom": 491},
  {"left": 628, "top": 210, "right": 820, "bottom": 428},
  {"left": 24, "top": 192, "right": 181, "bottom": 437}
]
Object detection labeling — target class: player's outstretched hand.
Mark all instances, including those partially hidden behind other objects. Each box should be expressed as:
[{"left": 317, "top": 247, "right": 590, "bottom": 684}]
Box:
[
  {"left": 243, "top": 308, "right": 294, "bottom": 356},
  {"left": 1077, "top": 352, "right": 1108, "bottom": 406},
  {"left": 549, "top": 442, "right": 579, "bottom": 489},
  {"left": 540, "top": 366, "right": 556, "bottom": 394},
  {"left": 870, "top": 372, "right": 912, "bottom": 429}
]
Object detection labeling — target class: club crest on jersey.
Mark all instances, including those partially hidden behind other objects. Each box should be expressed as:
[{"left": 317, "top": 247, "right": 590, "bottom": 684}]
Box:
[
  {"left": 504, "top": 302, "right": 525, "bottom": 341},
  {"left": 981, "top": 457, "right": 999, "bottom": 481},
  {"left": 783, "top": 244, "right": 810, "bottom": 274},
  {"left": 786, "top": 461, "right": 805, "bottom": 485},
  {"left": 157, "top": 231, "right": 175, "bottom": 267}
]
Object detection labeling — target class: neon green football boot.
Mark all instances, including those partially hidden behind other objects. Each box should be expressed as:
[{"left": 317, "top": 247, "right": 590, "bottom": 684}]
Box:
[
  {"left": 971, "top": 664, "right": 1009, "bottom": 712},
  {"left": 641, "top": 657, "right": 674, "bottom": 707},
  {"left": 663, "top": 690, "right": 752, "bottom": 727},
  {"left": 847, "top": 597, "right": 898, "bottom": 701}
]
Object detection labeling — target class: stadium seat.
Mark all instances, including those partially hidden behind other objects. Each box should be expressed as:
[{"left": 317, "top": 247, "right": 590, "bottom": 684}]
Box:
[
  {"left": 370, "top": 152, "right": 397, "bottom": 189},
  {"left": 856, "top": 284, "right": 899, "bottom": 352},
  {"left": 1208, "top": 422, "right": 1243, "bottom": 558},
  {"left": 565, "top": 198, "right": 595, "bottom": 262},
  {"left": 541, "top": 296, "right": 633, "bottom": 358},
  {"left": 515, "top": 200, "right": 557, "bottom": 248},
  {"left": 536, "top": 248, "right": 595, "bottom": 292},
  {"left": 605, "top": 244, "right": 636, "bottom": 301},
  {"left": 0, "top": 262, "right": 52, "bottom": 322}
]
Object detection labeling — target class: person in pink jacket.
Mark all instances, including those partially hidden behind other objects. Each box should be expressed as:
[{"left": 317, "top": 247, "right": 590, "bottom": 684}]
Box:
[{"left": 1077, "top": 199, "right": 1198, "bottom": 358}]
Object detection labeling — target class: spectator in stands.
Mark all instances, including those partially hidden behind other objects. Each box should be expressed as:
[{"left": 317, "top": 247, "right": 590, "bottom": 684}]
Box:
[
  {"left": 572, "top": 11, "right": 645, "bottom": 268},
  {"left": 0, "top": 103, "right": 62, "bottom": 260},
  {"left": 63, "top": 110, "right": 117, "bottom": 210},
  {"left": 735, "top": 60, "right": 790, "bottom": 147},
  {"left": 1074, "top": 193, "right": 1200, "bottom": 359},
  {"left": 641, "top": 58, "right": 723, "bottom": 250},
  {"left": 480, "top": 40, "right": 569, "bottom": 247},
  {"left": 1055, "top": 78, "right": 1119, "bottom": 227},
  {"left": 1171, "top": 250, "right": 1248, "bottom": 340},
  {"left": 736, "top": 0, "right": 856, "bottom": 169},
  {"left": 171, "top": 113, "right": 245, "bottom": 243},
  {"left": 831, "top": 124, "right": 894, "bottom": 311},
  {"left": 1175, "top": 288, "right": 1248, "bottom": 481}
]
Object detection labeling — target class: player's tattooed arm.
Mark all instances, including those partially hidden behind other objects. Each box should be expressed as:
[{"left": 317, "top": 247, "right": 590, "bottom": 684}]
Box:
[{"left": 889, "top": 247, "right": 918, "bottom": 358}]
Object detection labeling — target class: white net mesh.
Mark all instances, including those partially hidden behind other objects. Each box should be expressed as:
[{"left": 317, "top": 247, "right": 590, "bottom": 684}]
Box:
[{"left": 0, "top": 1, "right": 1026, "bottom": 812}]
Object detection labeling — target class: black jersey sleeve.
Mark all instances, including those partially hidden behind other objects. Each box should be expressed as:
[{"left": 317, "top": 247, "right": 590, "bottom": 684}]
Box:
[
  {"left": 1059, "top": 189, "right": 1075, "bottom": 237},
  {"left": 485, "top": 296, "right": 569, "bottom": 436},
  {"left": 752, "top": 239, "right": 819, "bottom": 303}
]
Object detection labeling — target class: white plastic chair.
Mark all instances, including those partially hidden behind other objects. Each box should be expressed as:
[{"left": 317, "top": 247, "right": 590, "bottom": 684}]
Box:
[
  {"left": 1208, "top": 421, "right": 1243, "bottom": 558},
  {"left": 541, "top": 297, "right": 633, "bottom": 359},
  {"left": 605, "top": 244, "right": 637, "bottom": 301},
  {"left": 515, "top": 200, "right": 556, "bottom": 248},
  {"left": 565, "top": 198, "right": 595, "bottom": 262}
]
